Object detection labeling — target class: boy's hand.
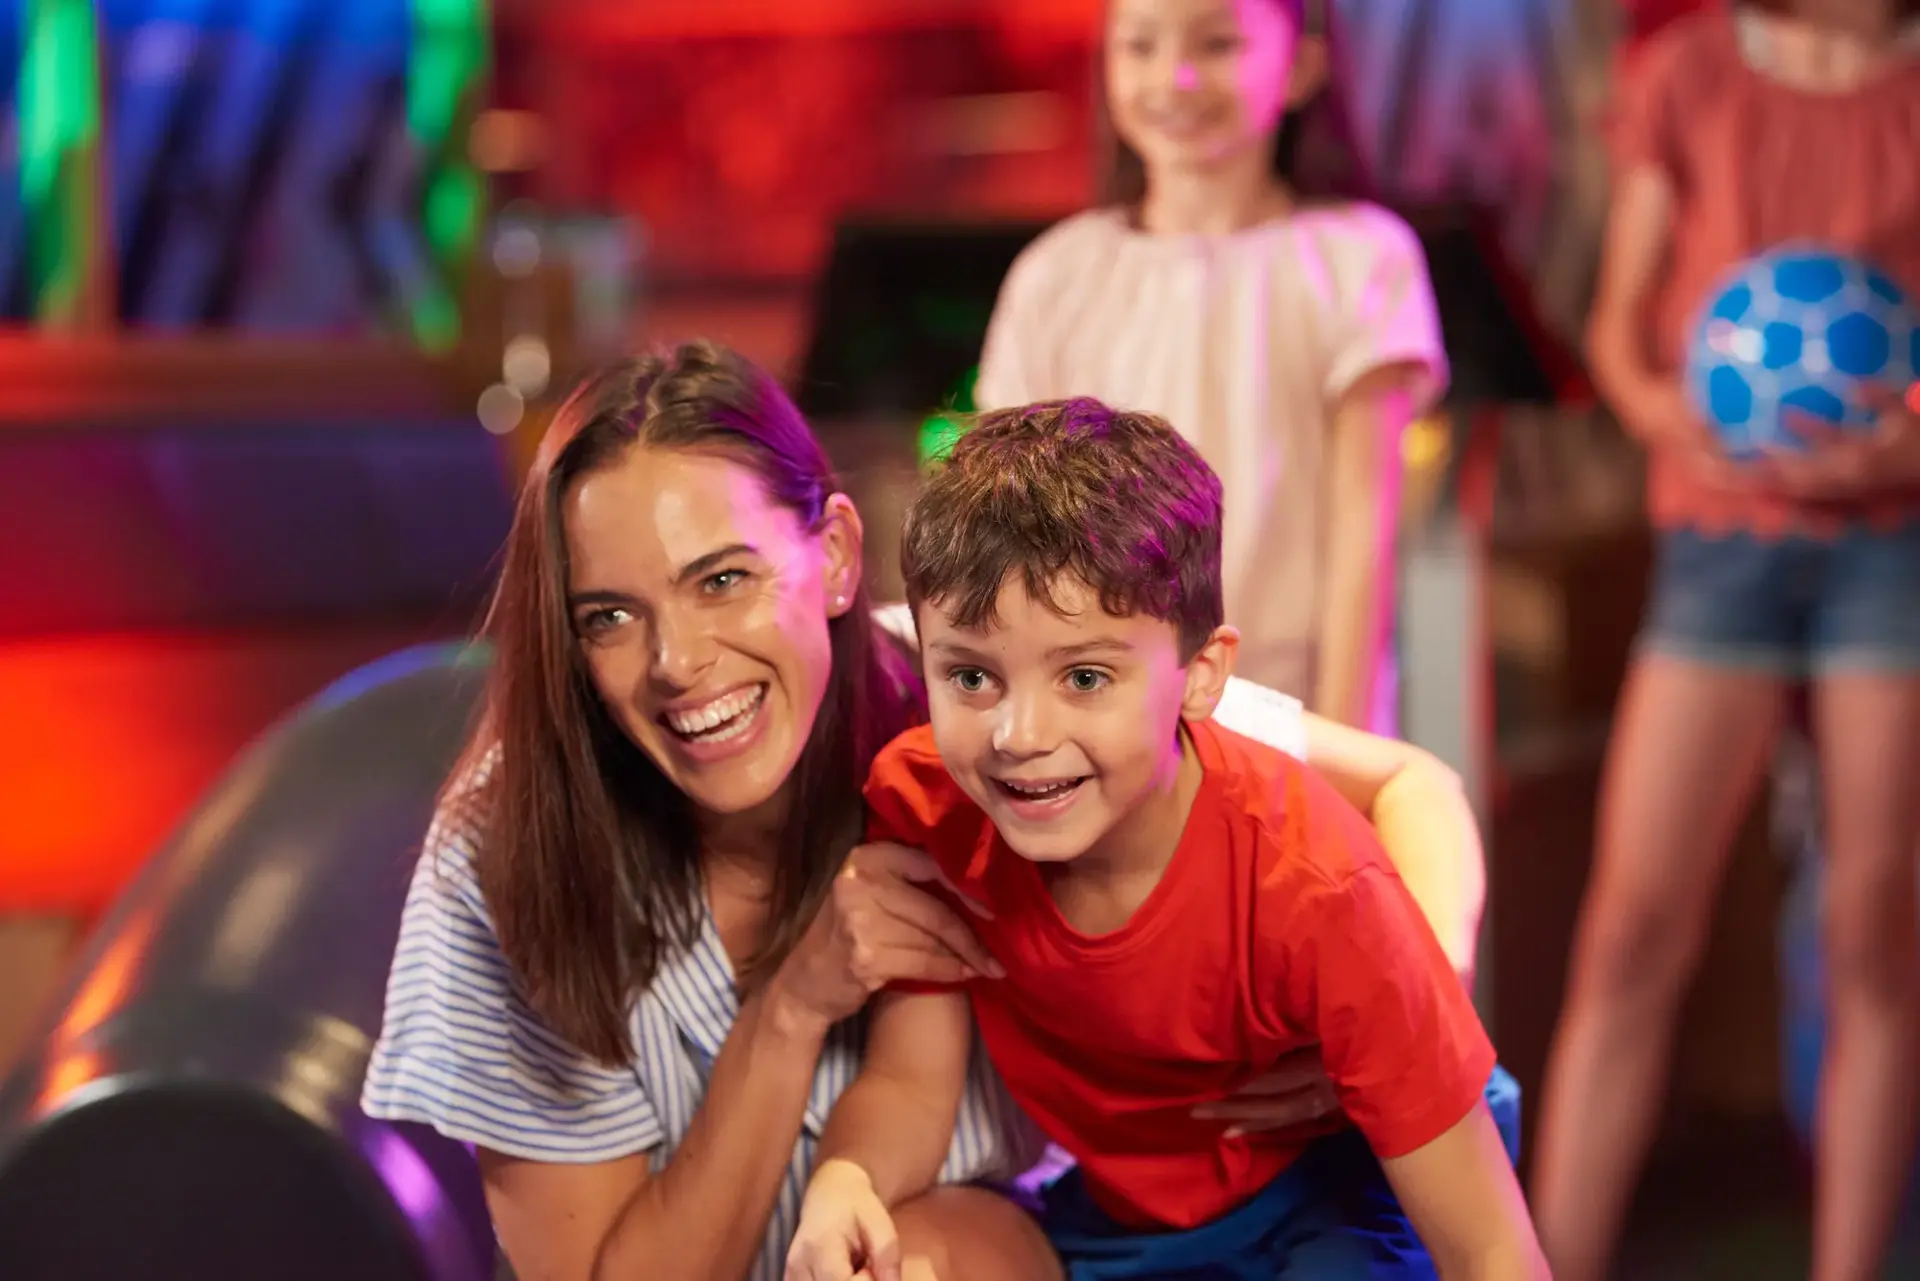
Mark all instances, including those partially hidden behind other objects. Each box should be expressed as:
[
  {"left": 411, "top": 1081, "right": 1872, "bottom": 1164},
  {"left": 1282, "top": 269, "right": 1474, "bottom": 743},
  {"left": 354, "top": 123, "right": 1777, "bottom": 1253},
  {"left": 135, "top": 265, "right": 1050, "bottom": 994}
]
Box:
[{"left": 786, "top": 1160, "right": 903, "bottom": 1281}]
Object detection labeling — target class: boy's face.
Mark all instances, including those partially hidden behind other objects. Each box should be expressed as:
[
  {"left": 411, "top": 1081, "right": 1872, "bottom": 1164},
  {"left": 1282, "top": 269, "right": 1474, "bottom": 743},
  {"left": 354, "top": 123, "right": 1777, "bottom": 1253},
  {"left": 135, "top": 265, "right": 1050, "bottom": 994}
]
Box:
[{"left": 918, "top": 573, "right": 1236, "bottom": 866}]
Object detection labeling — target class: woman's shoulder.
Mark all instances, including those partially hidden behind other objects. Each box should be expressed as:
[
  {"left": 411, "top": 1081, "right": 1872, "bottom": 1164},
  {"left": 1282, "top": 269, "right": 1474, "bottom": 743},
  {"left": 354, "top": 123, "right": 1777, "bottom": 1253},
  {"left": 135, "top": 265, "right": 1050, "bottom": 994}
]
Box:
[{"left": 416, "top": 745, "right": 498, "bottom": 889}]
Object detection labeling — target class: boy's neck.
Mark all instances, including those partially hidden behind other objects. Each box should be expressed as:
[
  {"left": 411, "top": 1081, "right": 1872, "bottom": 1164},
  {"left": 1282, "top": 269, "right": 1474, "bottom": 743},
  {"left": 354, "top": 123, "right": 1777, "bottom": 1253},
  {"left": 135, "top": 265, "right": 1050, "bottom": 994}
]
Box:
[
  {"left": 1137, "top": 159, "right": 1292, "bottom": 237},
  {"left": 1043, "top": 724, "right": 1205, "bottom": 924}
]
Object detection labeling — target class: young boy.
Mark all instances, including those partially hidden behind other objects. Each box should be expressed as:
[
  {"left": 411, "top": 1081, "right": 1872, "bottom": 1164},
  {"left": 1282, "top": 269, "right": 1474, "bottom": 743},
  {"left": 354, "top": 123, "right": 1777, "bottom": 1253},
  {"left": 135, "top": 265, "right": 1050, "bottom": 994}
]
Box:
[{"left": 788, "top": 399, "right": 1545, "bottom": 1280}]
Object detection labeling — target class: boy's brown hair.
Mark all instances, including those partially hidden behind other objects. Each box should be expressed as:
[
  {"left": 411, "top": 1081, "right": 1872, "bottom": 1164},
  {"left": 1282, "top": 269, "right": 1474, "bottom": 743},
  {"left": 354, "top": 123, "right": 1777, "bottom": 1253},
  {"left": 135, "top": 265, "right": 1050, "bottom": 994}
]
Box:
[{"left": 900, "top": 397, "right": 1224, "bottom": 660}]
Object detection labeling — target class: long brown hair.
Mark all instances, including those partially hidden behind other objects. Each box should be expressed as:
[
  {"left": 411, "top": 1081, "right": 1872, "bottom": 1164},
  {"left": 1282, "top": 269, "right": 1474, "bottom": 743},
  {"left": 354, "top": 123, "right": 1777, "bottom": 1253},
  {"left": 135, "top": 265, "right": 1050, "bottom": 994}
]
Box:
[
  {"left": 449, "top": 342, "right": 922, "bottom": 1066},
  {"left": 1096, "top": 0, "right": 1376, "bottom": 208}
]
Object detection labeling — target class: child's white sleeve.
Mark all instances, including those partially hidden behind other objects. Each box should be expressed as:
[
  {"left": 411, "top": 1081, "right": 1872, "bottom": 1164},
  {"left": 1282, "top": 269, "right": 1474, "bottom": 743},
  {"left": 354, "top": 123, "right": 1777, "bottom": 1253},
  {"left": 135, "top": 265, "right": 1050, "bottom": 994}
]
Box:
[
  {"left": 1323, "top": 205, "right": 1450, "bottom": 415},
  {"left": 1212, "top": 678, "right": 1310, "bottom": 761}
]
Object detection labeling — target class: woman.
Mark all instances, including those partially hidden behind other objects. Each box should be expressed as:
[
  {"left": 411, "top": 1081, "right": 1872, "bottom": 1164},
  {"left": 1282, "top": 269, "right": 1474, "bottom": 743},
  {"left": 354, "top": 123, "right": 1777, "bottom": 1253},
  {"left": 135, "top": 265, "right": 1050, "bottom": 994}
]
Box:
[{"left": 361, "top": 341, "right": 1488, "bottom": 1281}]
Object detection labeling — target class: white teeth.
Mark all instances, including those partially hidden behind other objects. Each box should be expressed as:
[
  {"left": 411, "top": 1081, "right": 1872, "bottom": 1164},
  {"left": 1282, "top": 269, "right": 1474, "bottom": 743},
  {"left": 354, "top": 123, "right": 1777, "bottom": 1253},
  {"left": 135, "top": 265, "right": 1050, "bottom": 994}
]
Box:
[
  {"left": 665, "top": 685, "right": 766, "bottom": 739},
  {"left": 1002, "top": 779, "right": 1078, "bottom": 798}
]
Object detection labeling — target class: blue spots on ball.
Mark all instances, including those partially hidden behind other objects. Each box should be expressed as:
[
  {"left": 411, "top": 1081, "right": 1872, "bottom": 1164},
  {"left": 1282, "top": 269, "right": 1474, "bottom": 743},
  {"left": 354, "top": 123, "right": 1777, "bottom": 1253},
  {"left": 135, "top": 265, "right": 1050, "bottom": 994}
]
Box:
[
  {"left": 1760, "top": 321, "right": 1803, "bottom": 371},
  {"left": 1828, "top": 311, "right": 1891, "bottom": 379},
  {"left": 1772, "top": 252, "right": 1846, "bottom": 305}
]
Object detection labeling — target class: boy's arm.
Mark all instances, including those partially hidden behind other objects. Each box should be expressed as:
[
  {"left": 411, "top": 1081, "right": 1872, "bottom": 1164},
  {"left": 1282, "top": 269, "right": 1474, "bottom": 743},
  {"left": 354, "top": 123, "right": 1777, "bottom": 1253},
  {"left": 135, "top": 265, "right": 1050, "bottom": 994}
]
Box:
[
  {"left": 815, "top": 987, "right": 973, "bottom": 1207},
  {"left": 1380, "top": 1106, "right": 1550, "bottom": 1281},
  {"left": 1298, "top": 712, "right": 1484, "bottom": 983},
  {"left": 1263, "top": 770, "right": 1541, "bottom": 1278}
]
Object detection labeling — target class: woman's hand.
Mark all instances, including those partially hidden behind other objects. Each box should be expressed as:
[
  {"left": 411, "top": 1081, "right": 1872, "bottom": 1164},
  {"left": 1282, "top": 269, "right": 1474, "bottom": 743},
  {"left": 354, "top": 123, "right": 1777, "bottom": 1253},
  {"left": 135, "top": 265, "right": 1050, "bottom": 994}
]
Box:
[
  {"left": 1191, "top": 1045, "right": 1342, "bottom": 1137},
  {"left": 1750, "top": 383, "right": 1920, "bottom": 498},
  {"left": 770, "top": 843, "right": 1004, "bottom": 1034}
]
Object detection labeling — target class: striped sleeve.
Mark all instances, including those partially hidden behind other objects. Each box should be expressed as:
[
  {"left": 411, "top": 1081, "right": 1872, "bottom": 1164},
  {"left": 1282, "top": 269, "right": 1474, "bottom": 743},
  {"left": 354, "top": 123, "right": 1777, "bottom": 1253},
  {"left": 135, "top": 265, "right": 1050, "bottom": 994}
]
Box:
[{"left": 360, "top": 794, "right": 664, "bottom": 1163}]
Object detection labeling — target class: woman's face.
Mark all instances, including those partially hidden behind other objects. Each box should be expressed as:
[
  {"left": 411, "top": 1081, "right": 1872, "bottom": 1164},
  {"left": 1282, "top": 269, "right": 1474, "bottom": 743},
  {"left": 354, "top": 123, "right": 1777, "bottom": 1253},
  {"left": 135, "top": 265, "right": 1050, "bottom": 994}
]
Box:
[
  {"left": 561, "top": 444, "right": 861, "bottom": 823},
  {"left": 1105, "top": 0, "right": 1300, "bottom": 177}
]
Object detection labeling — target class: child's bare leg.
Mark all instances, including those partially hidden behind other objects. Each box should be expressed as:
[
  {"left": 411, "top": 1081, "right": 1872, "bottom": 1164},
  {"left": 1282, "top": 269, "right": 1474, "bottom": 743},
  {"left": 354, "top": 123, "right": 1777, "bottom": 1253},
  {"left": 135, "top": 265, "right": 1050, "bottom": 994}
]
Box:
[
  {"left": 890, "top": 1185, "right": 1061, "bottom": 1281},
  {"left": 1809, "top": 671, "right": 1920, "bottom": 1281},
  {"left": 1531, "top": 655, "right": 1783, "bottom": 1281}
]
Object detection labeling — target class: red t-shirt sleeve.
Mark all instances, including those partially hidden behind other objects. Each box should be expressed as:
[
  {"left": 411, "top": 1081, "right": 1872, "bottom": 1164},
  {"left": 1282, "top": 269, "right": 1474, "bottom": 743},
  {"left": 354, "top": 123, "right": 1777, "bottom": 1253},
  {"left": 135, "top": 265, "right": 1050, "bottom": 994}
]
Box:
[
  {"left": 1608, "top": 13, "right": 1697, "bottom": 178},
  {"left": 862, "top": 725, "right": 982, "bottom": 996},
  {"left": 1259, "top": 771, "right": 1496, "bottom": 1160}
]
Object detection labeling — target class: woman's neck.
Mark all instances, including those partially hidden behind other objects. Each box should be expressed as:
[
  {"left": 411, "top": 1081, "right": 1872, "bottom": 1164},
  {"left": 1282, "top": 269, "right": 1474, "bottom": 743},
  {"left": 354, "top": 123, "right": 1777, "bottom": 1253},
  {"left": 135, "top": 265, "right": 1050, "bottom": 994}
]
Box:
[
  {"left": 1137, "top": 155, "right": 1292, "bottom": 237},
  {"left": 699, "top": 793, "right": 789, "bottom": 886}
]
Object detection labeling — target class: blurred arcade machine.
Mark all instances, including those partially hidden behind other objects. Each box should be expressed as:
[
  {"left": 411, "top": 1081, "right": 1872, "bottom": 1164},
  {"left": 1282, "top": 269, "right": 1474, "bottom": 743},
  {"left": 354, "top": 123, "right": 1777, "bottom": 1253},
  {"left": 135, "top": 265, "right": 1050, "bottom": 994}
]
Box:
[{"left": 0, "top": 0, "right": 637, "bottom": 1066}]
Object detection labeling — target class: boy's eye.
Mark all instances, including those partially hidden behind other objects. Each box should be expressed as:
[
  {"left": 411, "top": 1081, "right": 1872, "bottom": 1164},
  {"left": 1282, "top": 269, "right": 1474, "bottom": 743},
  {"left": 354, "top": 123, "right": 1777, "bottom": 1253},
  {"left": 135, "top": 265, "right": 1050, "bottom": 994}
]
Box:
[
  {"left": 1067, "top": 668, "right": 1110, "bottom": 693},
  {"left": 950, "top": 668, "right": 991, "bottom": 694}
]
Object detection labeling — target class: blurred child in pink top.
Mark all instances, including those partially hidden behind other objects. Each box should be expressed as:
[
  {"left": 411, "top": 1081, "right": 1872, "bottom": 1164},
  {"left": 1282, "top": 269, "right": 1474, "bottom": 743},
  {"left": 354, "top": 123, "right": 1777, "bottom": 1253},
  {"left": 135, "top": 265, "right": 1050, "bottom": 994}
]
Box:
[{"left": 974, "top": 0, "right": 1448, "bottom": 732}]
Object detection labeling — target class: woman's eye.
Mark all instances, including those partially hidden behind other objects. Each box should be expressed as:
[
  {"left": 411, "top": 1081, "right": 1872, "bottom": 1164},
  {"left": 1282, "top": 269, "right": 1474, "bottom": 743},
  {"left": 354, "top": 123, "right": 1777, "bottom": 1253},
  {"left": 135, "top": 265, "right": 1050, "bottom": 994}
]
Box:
[
  {"left": 579, "top": 607, "right": 631, "bottom": 635},
  {"left": 701, "top": 569, "right": 748, "bottom": 595}
]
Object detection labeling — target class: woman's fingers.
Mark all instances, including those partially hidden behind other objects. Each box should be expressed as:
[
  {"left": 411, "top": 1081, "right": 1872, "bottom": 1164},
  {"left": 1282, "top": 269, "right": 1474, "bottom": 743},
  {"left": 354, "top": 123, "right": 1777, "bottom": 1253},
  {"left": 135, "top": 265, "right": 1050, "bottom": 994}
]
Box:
[
  {"left": 1231, "top": 1048, "right": 1324, "bottom": 1096},
  {"left": 849, "top": 843, "right": 995, "bottom": 919},
  {"left": 1192, "top": 1084, "right": 1342, "bottom": 1136},
  {"left": 866, "top": 942, "right": 976, "bottom": 988},
  {"left": 865, "top": 883, "right": 1004, "bottom": 978}
]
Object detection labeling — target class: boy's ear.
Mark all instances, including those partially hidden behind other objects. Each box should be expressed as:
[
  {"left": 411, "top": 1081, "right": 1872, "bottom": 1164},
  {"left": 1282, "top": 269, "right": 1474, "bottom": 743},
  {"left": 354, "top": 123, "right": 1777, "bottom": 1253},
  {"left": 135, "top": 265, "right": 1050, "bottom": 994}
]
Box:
[{"left": 1180, "top": 625, "right": 1239, "bottom": 720}]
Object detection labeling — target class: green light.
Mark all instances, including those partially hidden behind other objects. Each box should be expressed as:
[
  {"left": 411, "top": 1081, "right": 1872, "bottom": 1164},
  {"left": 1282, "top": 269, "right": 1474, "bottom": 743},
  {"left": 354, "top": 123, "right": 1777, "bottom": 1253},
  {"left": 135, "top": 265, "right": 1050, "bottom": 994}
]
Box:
[
  {"left": 408, "top": 0, "right": 490, "bottom": 349},
  {"left": 19, "top": 0, "right": 101, "bottom": 327},
  {"left": 916, "top": 365, "right": 981, "bottom": 469}
]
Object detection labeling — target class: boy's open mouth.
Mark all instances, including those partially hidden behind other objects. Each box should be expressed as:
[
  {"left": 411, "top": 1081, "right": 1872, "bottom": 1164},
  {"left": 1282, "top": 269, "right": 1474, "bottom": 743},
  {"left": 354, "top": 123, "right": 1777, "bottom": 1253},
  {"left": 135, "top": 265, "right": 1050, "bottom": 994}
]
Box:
[{"left": 992, "top": 777, "right": 1087, "bottom": 803}]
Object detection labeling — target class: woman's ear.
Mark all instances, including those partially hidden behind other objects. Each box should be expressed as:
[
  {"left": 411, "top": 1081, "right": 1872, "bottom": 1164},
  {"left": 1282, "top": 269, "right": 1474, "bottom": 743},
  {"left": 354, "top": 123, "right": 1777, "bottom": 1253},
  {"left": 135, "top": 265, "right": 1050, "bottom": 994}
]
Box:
[{"left": 819, "top": 493, "right": 864, "bottom": 617}]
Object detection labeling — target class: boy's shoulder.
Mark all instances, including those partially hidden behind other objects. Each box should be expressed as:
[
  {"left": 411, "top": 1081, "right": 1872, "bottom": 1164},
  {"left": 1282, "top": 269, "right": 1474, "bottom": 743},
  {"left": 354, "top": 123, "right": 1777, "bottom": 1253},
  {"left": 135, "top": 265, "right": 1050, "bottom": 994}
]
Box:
[{"left": 1197, "top": 719, "right": 1390, "bottom": 893}]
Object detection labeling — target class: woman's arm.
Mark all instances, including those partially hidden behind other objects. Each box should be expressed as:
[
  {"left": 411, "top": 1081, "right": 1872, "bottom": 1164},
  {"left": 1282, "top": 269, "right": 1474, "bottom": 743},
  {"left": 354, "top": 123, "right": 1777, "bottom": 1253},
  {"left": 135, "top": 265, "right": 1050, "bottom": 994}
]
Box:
[
  {"left": 481, "top": 984, "right": 824, "bottom": 1281},
  {"left": 1314, "top": 361, "right": 1419, "bottom": 730},
  {"left": 1300, "top": 711, "right": 1484, "bottom": 983},
  {"left": 582, "top": 984, "right": 829, "bottom": 1281},
  {"left": 585, "top": 843, "right": 996, "bottom": 1281}
]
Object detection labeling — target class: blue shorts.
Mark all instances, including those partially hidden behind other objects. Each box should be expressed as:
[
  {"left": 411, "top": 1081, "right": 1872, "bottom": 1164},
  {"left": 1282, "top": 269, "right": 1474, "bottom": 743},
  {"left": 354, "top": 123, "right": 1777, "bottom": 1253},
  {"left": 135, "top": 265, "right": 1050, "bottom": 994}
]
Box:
[
  {"left": 1029, "top": 1067, "right": 1521, "bottom": 1280},
  {"left": 1639, "top": 521, "right": 1920, "bottom": 675}
]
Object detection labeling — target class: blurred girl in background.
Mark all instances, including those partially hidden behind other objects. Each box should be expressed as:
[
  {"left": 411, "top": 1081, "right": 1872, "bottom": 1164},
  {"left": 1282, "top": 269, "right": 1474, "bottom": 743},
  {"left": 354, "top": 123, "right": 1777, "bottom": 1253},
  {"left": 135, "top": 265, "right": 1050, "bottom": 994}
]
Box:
[{"left": 974, "top": 0, "right": 1448, "bottom": 732}]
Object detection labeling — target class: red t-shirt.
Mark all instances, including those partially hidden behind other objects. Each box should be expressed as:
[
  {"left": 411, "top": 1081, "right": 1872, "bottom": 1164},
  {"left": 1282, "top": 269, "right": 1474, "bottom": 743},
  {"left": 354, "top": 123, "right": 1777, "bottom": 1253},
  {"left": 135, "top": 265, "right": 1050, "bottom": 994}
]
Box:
[{"left": 864, "top": 719, "right": 1496, "bottom": 1230}]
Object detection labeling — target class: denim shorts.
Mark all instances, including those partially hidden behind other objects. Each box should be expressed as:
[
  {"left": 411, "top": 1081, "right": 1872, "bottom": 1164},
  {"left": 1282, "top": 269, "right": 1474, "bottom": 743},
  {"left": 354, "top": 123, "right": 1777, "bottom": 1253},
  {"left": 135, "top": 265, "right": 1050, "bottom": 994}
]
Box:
[
  {"left": 1639, "top": 521, "right": 1920, "bottom": 675},
  {"left": 1020, "top": 1068, "right": 1522, "bottom": 1281}
]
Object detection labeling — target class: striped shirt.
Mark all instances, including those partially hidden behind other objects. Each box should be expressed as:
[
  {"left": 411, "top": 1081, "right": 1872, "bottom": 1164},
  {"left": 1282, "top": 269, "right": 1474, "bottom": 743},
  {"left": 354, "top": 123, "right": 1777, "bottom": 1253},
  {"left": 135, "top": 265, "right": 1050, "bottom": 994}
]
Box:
[{"left": 360, "top": 608, "right": 1308, "bottom": 1281}]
